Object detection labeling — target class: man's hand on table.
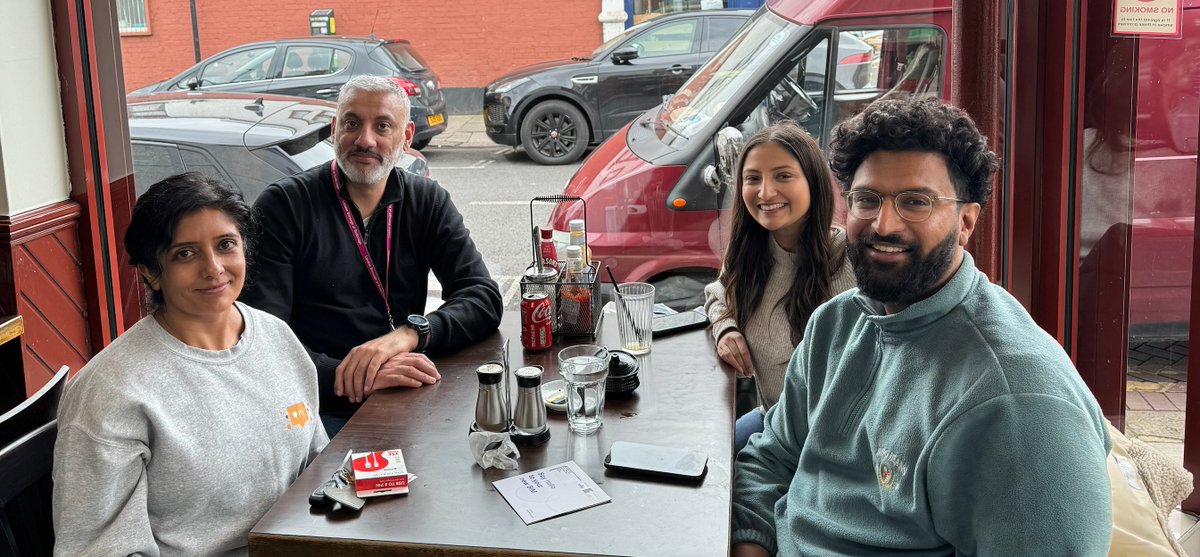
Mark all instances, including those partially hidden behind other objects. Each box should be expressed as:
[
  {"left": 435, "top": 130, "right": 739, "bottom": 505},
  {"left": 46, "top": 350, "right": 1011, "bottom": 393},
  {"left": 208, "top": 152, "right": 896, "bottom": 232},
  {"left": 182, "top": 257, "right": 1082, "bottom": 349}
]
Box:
[
  {"left": 732, "top": 542, "right": 770, "bottom": 557},
  {"left": 366, "top": 352, "right": 440, "bottom": 395},
  {"left": 336, "top": 327, "right": 440, "bottom": 403}
]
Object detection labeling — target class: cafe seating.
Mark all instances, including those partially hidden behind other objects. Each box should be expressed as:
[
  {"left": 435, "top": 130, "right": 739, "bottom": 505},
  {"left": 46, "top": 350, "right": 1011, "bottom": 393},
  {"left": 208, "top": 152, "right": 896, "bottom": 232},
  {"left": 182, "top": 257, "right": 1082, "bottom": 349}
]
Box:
[
  {"left": 0, "top": 365, "right": 69, "bottom": 448},
  {"left": 0, "top": 420, "right": 57, "bottom": 556}
]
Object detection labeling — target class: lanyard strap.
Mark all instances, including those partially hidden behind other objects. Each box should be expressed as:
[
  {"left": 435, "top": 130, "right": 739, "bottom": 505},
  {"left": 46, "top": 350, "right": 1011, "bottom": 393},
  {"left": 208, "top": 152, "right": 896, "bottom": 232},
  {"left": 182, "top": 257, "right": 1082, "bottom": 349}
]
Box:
[{"left": 331, "top": 160, "right": 396, "bottom": 329}]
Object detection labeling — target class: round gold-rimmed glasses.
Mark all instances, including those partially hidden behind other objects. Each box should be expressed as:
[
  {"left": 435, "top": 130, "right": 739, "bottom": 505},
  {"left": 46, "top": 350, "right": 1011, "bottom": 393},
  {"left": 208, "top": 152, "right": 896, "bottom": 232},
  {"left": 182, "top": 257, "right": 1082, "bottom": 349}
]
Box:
[{"left": 841, "top": 190, "right": 968, "bottom": 223}]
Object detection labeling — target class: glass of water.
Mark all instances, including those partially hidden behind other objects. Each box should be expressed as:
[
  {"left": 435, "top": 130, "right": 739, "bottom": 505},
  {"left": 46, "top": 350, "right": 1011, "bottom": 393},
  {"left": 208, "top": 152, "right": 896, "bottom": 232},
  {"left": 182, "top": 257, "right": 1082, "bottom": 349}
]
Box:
[{"left": 557, "top": 344, "right": 609, "bottom": 434}]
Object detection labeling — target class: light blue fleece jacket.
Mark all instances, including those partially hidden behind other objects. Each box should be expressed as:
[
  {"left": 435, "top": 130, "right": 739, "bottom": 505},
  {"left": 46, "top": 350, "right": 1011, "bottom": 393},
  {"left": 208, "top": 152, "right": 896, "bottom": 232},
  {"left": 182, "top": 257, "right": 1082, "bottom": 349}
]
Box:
[{"left": 732, "top": 252, "right": 1112, "bottom": 556}]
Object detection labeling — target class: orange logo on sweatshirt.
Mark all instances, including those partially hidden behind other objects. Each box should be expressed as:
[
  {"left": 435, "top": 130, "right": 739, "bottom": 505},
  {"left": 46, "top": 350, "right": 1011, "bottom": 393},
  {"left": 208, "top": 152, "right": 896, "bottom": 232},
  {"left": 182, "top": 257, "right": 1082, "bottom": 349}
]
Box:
[{"left": 286, "top": 402, "right": 311, "bottom": 429}]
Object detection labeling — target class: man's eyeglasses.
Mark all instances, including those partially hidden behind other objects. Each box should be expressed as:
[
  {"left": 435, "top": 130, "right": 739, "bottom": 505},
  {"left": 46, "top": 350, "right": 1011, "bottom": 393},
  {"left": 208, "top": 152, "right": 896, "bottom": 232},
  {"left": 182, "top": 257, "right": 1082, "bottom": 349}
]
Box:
[{"left": 841, "top": 190, "right": 969, "bottom": 223}]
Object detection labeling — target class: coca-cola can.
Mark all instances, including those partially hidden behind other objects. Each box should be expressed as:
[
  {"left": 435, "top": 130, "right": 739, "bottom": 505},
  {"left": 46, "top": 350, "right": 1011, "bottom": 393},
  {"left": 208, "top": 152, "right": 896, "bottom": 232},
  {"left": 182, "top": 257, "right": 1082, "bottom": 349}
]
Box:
[{"left": 521, "top": 292, "right": 553, "bottom": 350}]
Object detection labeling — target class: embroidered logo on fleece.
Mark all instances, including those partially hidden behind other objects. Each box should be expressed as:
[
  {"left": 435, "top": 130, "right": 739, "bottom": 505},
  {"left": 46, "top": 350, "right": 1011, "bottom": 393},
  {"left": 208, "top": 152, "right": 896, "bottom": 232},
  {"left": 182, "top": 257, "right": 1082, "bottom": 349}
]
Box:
[
  {"left": 285, "top": 402, "right": 312, "bottom": 429},
  {"left": 875, "top": 447, "right": 910, "bottom": 489}
]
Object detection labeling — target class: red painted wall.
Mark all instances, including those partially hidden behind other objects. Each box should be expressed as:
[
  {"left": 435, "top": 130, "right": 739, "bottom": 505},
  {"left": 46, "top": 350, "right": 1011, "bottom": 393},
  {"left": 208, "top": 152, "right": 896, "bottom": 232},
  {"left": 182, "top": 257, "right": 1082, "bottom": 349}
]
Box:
[
  {"left": 120, "top": 1, "right": 604, "bottom": 90},
  {"left": 0, "top": 202, "right": 91, "bottom": 397}
]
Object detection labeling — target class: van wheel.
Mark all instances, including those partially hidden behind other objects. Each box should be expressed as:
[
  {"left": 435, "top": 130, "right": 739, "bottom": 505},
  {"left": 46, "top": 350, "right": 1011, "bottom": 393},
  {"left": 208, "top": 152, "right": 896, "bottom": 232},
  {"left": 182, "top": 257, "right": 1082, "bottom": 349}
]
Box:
[
  {"left": 410, "top": 137, "right": 430, "bottom": 151},
  {"left": 521, "top": 100, "right": 589, "bottom": 165}
]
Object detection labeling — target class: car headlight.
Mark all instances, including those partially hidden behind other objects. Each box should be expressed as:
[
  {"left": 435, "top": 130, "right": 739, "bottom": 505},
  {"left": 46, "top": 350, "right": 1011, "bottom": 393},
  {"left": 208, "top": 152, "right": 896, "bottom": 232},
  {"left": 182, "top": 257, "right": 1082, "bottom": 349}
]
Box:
[{"left": 493, "top": 76, "right": 532, "bottom": 94}]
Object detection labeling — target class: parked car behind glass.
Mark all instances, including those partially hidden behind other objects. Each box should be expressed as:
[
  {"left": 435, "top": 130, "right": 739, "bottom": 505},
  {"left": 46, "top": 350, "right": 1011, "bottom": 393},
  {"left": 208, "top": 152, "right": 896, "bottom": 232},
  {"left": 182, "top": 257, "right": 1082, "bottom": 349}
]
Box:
[
  {"left": 126, "top": 92, "right": 427, "bottom": 202},
  {"left": 483, "top": 10, "right": 753, "bottom": 165},
  {"left": 128, "top": 37, "right": 447, "bottom": 150}
]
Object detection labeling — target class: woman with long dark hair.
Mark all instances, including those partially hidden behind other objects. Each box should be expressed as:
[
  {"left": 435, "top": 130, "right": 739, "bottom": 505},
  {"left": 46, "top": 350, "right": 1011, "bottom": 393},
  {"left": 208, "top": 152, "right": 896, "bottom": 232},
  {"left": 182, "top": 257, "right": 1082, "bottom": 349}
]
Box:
[
  {"left": 704, "top": 121, "right": 855, "bottom": 452},
  {"left": 53, "top": 173, "right": 327, "bottom": 555}
]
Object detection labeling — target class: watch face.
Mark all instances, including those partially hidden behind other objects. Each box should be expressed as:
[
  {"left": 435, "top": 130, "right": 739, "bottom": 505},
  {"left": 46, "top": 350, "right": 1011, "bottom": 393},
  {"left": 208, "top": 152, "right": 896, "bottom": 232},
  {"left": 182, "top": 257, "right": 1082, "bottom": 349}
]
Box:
[{"left": 407, "top": 315, "right": 429, "bottom": 329}]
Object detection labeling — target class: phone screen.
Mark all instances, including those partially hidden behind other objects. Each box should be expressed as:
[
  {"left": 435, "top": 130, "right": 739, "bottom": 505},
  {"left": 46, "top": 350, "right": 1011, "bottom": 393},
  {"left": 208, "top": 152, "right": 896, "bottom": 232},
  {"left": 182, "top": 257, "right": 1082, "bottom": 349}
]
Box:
[
  {"left": 605, "top": 441, "right": 708, "bottom": 480},
  {"left": 651, "top": 309, "right": 709, "bottom": 337}
]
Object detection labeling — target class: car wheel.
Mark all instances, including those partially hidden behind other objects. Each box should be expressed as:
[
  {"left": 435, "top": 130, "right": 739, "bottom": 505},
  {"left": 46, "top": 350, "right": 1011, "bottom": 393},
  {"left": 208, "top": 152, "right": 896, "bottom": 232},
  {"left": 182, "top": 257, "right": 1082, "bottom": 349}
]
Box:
[
  {"left": 520, "top": 100, "right": 589, "bottom": 165},
  {"left": 410, "top": 137, "right": 430, "bottom": 151}
]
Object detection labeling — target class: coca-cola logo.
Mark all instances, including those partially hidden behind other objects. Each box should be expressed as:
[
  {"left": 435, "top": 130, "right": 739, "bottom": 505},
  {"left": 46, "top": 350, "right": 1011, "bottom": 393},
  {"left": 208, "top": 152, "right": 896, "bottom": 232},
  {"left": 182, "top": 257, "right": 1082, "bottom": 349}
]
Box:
[{"left": 530, "top": 303, "right": 553, "bottom": 323}]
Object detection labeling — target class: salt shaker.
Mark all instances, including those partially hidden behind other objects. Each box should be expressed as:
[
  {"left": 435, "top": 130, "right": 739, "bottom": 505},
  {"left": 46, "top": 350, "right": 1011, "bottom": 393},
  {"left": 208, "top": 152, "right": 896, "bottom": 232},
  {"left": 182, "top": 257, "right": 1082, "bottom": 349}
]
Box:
[
  {"left": 473, "top": 362, "right": 510, "bottom": 433},
  {"left": 511, "top": 365, "right": 550, "bottom": 446}
]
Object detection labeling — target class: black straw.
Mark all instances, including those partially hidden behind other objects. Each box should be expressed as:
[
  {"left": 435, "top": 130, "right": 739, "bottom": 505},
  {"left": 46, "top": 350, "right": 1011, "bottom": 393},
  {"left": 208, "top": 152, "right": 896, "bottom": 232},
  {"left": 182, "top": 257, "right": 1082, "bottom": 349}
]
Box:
[{"left": 606, "top": 266, "right": 645, "bottom": 343}]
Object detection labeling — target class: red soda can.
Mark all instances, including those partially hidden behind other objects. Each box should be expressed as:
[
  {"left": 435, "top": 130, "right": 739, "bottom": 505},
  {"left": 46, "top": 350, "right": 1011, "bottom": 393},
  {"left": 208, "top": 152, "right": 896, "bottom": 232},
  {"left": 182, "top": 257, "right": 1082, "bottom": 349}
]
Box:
[{"left": 521, "top": 292, "right": 553, "bottom": 350}]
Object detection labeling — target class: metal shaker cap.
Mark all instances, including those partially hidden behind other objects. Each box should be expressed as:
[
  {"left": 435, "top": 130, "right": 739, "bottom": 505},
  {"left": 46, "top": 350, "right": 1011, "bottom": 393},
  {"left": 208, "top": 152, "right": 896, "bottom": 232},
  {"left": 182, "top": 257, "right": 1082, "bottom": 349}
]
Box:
[
  {"left": 476, "top": 362, "right": 504, "bottom": 385},
  {"left": 523, "top": 264, "right": 557, "bottom": 283},
  {"left": 515, "top": 365, "right": 544, "bottom": 387}
]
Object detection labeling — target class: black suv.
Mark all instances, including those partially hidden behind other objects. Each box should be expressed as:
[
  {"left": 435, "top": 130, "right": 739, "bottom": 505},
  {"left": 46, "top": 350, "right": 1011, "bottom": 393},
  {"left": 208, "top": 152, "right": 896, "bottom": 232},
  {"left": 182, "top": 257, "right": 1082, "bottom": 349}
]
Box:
[
  {"left": 129, "top": 37, "right": 447, "bottom": 150},
  {"left": 484, "top": 10, "right": 751, "bottom": 164},
  {"left": 127, "top": 92, "right": 427, "bottom": 202}
]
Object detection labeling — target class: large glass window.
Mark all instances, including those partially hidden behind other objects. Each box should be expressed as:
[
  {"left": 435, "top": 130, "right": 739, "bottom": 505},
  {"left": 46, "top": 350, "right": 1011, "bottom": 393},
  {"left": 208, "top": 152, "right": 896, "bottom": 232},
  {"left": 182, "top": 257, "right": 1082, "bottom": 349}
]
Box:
[{"left": 1075, "top": 3, "right": 1200, "bottom": 465}]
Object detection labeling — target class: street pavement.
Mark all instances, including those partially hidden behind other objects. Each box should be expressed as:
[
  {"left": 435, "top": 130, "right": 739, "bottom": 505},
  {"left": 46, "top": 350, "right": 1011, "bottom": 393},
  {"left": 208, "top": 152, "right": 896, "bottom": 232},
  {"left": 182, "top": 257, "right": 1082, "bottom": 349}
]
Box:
[
  {"left": 427, "top": 114, "right": 493, "bottom": 148},
  {"left": 418, "top": 116, "right": 584, "bottom": 313},
  {"left": 1126, "top": 340, "right": 1189, "bottom": 466}
]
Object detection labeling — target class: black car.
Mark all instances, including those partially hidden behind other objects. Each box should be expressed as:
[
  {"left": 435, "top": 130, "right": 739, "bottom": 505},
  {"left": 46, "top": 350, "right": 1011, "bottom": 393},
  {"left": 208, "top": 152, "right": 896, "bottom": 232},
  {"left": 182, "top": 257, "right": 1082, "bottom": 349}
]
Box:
[
  {"left": 129, "top": 37, "right": 447, "bottom": 150},
  {"left": 127, "top": 92, "right": 427, "bottom": 202},
  {"left": 484, "top": 10, "right": 751, "bottom": 164}
]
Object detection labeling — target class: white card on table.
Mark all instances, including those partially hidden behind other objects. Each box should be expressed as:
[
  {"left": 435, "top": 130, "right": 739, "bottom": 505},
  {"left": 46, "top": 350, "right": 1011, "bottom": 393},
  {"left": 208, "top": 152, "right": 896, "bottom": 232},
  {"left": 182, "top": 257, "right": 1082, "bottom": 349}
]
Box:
[{"left": 492, "top": 460, "right": 611, "bottom": 525}]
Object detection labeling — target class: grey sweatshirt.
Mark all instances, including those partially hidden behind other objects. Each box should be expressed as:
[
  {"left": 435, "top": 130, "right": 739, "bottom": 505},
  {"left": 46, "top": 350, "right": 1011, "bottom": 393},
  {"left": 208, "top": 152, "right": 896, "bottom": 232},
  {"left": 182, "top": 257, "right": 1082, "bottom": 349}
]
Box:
[
  {"left": 52, "top": 302, "right": 328, "bottom": 556},
  {"left": 705, "top": 228, "right": 856, "bottom": 409}
]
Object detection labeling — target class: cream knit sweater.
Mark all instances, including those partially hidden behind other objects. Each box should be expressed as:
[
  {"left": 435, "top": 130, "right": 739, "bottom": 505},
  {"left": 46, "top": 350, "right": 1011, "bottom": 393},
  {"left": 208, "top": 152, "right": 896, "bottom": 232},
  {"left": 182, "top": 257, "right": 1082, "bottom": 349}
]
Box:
[{"left": 704, "top": 228, "right": 856, "bottom": 410}]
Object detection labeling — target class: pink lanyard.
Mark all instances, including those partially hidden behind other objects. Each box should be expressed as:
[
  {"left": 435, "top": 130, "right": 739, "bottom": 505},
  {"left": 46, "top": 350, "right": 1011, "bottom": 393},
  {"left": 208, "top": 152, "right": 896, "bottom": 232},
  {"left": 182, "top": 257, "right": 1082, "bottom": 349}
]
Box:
[{"left": 331, "top": 160, "right": 396, "bottom": 330}]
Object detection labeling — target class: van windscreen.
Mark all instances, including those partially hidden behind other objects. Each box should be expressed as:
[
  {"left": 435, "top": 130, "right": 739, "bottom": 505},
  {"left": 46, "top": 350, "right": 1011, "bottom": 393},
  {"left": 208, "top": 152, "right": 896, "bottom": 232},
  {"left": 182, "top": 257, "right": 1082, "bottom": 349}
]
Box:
[{"left": 658, "top": 9, "right": 802, "bottom": 140}]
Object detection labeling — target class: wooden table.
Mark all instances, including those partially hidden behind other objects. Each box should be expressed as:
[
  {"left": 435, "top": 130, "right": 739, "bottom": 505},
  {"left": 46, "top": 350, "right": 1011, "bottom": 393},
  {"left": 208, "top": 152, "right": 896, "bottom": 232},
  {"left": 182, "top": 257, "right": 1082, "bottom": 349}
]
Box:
[{"left": 250, "top": 311, "right": 734, "bottom": 556}]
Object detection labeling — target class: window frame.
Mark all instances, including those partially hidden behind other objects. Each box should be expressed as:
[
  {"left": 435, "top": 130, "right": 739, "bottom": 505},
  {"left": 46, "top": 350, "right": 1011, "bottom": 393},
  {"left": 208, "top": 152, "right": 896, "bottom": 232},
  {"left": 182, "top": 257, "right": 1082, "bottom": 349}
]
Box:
[
  {"left": 621, "top": 17, "right": 701, "bottom": 60},
  {"left": 276, "top": 45, "right": 354, "bottom": 81},
  {"left": 197, "top": 46, "right": 279, "bottom": 88},
  {"left": 116, "top": 0, "right": 151, "bottom": 36}
]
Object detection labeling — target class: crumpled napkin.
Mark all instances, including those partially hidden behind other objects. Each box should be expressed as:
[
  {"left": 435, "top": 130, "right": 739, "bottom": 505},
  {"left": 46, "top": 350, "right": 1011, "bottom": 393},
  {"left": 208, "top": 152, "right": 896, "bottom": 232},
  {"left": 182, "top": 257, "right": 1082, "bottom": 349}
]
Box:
[{"left": 468, "top": 430, "right": 521, "bottom": 470}]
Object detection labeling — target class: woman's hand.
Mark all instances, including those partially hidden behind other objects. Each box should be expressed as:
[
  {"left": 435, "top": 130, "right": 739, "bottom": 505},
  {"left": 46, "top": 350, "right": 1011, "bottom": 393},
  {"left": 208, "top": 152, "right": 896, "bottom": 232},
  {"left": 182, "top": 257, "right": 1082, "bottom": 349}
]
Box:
[{"left": 716, "top": 330, "right": 754, "bottom": 377}]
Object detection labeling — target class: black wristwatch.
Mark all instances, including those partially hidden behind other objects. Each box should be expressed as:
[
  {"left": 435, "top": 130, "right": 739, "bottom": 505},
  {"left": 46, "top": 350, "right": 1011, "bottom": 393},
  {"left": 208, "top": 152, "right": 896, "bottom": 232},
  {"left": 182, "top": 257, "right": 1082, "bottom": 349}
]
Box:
[{"left": 403, "top": 314, "right": 431, "bottom": 352}]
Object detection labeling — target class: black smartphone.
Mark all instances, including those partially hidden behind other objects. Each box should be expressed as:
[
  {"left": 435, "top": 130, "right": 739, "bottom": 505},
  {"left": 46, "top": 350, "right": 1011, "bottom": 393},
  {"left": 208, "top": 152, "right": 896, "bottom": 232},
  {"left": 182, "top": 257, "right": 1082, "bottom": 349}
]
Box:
[
  {"left": 651, "top": 309, "right": 710, "bottom": 338},
  {"left": 604, "top": 441, "right": 708, "bottom": 480}
]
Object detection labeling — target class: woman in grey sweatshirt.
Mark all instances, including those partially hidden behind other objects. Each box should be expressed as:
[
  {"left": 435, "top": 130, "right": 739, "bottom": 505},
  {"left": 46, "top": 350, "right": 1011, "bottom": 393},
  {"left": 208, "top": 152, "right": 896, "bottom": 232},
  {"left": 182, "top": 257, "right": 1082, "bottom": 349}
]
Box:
[
  {"left": 704, "top": 122, "right": 856, "bottom": 453},
  {"left": 52, "top": 172, "right": 328, "bottom": 556}
]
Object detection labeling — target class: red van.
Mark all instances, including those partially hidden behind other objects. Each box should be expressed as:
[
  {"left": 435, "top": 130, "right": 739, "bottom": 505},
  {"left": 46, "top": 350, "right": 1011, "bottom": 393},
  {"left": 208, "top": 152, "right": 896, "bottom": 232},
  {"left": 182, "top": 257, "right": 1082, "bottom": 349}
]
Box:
[
  {"left": 548, "top": 0, "right": 954, "bottom": 304},
  {"left": 549, "top": 0, "right": 1199, "bottom": 338}
]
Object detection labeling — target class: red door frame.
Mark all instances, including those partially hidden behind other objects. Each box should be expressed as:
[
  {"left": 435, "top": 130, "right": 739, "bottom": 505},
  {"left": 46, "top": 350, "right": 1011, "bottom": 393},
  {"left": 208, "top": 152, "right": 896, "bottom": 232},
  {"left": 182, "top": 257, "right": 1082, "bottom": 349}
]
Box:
[
  {"left": 49, "top": 0, "right": 132, "bottom": 354},
  {"left": 998, "top": 0, "right": 1132, "bottom": 425}
]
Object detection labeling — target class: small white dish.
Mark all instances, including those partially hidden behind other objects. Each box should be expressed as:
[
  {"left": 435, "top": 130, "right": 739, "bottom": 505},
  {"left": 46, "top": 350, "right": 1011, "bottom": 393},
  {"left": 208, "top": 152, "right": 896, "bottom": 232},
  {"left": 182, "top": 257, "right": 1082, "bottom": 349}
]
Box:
[{"left": 541, "top": 379, "right": 568, "bottom": 412}]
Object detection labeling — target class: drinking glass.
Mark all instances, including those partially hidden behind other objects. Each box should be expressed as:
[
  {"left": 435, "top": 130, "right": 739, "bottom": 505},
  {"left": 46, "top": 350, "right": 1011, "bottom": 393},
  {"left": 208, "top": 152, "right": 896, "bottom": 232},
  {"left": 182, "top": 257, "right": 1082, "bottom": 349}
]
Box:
[
  {"left": 557, "top": 344, "right": 608, "bottom": 434},
  {"left": 615, "top": 282, "right": 654, "bottom": 355}
]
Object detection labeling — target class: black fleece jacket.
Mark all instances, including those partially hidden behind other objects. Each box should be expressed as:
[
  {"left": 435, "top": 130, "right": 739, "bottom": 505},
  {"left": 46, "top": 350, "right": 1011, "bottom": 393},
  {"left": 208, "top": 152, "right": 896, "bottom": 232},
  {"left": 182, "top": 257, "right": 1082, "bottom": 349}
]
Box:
[{"left": 242, "top": 163, "right": 502, "bottom": 416}]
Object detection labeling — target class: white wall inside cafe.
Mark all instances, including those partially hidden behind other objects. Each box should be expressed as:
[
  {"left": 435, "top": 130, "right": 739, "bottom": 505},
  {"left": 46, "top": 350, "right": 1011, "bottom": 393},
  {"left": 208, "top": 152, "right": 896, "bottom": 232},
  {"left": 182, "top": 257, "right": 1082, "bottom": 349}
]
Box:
[{"left": 0, "top": 0, "right": 72, "bottom": 216}]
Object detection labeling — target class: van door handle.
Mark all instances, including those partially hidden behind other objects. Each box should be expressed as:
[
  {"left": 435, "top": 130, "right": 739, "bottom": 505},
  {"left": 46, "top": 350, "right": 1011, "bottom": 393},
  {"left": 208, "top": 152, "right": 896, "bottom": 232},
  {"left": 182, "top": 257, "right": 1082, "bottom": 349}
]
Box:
[
  {"left": 316, "top": 88, "right": 338, "bottom": 96},
  {"left": 669, "top": 65, "right": 685, "bottom": 75}
]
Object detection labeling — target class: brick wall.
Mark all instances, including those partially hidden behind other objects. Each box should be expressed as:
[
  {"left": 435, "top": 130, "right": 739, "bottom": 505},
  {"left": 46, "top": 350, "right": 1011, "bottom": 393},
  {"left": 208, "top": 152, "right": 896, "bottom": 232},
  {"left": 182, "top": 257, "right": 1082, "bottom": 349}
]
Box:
[{"left": 120, "top": 1, "right": 603, "bottom": 90}]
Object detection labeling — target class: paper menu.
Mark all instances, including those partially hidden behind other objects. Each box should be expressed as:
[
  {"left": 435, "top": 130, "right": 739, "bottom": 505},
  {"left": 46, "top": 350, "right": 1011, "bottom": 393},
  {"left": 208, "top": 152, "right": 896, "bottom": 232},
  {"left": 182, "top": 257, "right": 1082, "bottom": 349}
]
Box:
[{"left": 493, "top": 460, "right": 611, "bottom": 525}]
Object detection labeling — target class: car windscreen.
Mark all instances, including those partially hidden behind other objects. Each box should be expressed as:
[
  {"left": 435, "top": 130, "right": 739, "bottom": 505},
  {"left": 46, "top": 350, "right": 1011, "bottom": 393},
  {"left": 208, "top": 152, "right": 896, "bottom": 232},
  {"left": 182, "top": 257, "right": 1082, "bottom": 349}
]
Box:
[
  {"left": 656, "top": 9, "right": 804, "bottom": 140},
  {"left": 377, "top": 43, "right": 429, "bottom": 72}
]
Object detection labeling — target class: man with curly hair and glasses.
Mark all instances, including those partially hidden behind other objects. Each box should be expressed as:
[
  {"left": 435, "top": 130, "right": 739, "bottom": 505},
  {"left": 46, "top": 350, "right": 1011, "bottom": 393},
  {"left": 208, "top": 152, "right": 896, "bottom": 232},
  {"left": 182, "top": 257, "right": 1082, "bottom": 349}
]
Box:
[{"left": 731, "top": 96, "right": 1111, "bottom": 557}]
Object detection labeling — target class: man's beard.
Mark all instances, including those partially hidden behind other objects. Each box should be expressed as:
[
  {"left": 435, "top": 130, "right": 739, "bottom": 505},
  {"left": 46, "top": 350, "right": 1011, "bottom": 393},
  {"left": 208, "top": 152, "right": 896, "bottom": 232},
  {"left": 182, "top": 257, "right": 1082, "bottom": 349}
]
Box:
[
  {"left": 847, "top": 228, "right": 959, "bottom": 307},
  {"left": 336, "top": 143, "right": 404, "bottom": 185}
]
